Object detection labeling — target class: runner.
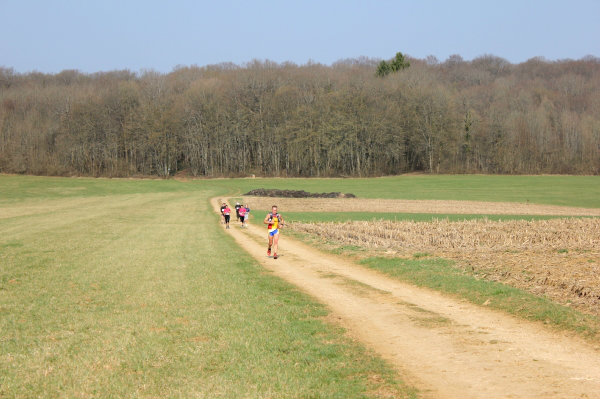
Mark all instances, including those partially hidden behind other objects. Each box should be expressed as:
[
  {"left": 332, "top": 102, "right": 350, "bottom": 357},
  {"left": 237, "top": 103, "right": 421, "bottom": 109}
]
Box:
[
  {"left": 243, "top": 204, "right": 250, "bottom": 228},
  {"left": 220, "top": 202, "right": 227, "bottom": 224},
  {"left": 223, "top": 203, "right": 231, "bottom": 229},
  {"left": 238, "top": 205, "right": 247, "bottom": 228},
  {"left": 235, "top": 202, "right": 242, "bottom": 223},
  {"left": 263, "top": 205, "right": 284, "bottom": 259}
]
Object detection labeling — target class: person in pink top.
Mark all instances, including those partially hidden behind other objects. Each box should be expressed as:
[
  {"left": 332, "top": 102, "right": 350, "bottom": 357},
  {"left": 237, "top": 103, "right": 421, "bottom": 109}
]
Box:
[
  {"left": 223, "top": 204, "right": 231, "bottom": 229},
  {"left": 238, "top": 206, "right": 247, "bottom": 228}
]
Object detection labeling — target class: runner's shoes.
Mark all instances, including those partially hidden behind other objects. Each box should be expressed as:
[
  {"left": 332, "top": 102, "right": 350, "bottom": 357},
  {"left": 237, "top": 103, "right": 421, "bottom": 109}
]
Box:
[
  {"left": 267, "top": 248, "right": 271, "bottom": 256},
  {"left": 274, "top": 253, "right": 278, "bottom": 259}
]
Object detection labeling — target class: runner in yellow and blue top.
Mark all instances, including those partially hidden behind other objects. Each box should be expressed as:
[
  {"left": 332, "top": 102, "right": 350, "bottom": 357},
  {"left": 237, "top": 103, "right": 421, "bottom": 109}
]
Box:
[{"left": 263, "top": 205, "right": 284, "bottom": 259}]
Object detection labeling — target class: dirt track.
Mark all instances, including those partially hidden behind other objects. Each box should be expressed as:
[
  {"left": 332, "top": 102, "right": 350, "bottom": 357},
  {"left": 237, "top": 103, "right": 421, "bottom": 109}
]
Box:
[{"left": 212, "top": 198, "right": 600, "bottom": 398}]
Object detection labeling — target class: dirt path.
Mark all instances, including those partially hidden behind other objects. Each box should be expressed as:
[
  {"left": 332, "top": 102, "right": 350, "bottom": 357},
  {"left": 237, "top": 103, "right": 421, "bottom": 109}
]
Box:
[{"left": 212, "top": 199, "right": 600, "bottom": 398}]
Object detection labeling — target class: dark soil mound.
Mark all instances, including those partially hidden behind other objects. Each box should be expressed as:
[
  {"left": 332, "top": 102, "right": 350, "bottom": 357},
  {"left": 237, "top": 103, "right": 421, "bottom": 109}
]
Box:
[{"left": 245, "top": 188, "right": 356, "bottom": 199}]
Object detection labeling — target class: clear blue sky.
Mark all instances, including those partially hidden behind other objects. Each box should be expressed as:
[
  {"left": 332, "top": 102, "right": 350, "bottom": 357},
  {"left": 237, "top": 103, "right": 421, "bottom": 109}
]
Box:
[{"left": 1, "top": 0, "right": 599, "bottom": 73}]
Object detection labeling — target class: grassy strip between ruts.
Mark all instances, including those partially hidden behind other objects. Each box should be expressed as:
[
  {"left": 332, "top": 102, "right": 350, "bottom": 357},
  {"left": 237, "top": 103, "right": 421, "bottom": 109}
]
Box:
[
  {"left": 283, "top": 229, "right": 600, "bottom": 341},
  {"left": 0, "top": 180, "right": 417, "bottom": 398},
  {"left": 360, "top": 256, "right": 600, "bottom": 339}
]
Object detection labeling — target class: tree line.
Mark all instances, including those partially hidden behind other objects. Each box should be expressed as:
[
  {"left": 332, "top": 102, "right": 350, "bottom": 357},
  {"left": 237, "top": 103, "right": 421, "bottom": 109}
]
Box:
[{"left": 1, "top": 54, "right": 599, "bottom": 177}]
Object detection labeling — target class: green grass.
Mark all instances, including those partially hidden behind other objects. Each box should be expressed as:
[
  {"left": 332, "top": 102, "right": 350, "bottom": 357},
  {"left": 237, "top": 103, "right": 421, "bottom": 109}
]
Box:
[
  {"left": 0, "top": 177, "right": 415, "bottom": 398},
  {"left": 280, "top": 211, "right": 573, "bottom": 223},
  {"left": 0, "top": 175, "right": 195, "bottom": 204},
  {"left": 359, "top": 257, "right": 599, "bottom": 338},
  {"left": 3, "top": 174, "right": 600, "bottom": 208},
  {"left": 2, "top": 173, "right": 600, "bottom": 396},
  {"left": 210, "top": 174, "right": 600, "bottom": 208}
]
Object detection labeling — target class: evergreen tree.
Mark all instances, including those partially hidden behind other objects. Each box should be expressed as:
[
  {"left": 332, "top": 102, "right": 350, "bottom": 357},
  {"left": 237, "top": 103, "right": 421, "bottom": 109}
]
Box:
[
  {"left": 390, "top": 52, "right": 410, "bottom": 71},
  {"left": 376, "top": 60, "right": 391, "bottom": 77},
  {"left": 376, "top": 52, "right": 410, "bottom": 77}
]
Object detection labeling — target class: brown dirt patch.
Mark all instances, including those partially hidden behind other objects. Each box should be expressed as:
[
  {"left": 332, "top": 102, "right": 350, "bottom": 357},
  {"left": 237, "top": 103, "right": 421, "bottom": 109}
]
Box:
[{"left": 242, "top": 197, "right": 600, "bottom": 216}]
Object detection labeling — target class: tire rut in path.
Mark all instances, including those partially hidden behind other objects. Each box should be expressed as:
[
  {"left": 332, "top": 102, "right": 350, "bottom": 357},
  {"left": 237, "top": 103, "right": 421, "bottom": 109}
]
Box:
[{"left": 212, "top": 199, "right": 600, "bottom": 398}]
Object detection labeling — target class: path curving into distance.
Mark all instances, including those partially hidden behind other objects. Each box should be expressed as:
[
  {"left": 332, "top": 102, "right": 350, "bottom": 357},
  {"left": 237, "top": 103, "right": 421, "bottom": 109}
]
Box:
[{"left": 212, "top": 198, "right": 600, "bottom": 398}]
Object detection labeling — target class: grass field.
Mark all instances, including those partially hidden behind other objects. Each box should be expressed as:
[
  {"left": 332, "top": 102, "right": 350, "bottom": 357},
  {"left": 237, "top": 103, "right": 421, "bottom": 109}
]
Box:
[
  {"left": 219, "top": 174, "right": 600, "bottom": 208},
  {"left": 3, "top": 174, "right": 599, "bottom": 207},
  {"left": 2, "top": 173, "right": 600, "bottom": 397},
  {"left": 0, "top": 176, "right": 414, "bottom": 398}
]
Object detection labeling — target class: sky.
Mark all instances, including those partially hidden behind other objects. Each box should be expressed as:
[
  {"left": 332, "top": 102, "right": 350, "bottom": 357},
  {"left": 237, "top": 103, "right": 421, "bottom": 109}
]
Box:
[{"left": 1, "top": 0, "right": 599, "bottom": 74}]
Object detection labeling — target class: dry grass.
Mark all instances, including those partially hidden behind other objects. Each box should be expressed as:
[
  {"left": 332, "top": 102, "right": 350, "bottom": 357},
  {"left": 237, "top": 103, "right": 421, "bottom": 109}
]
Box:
[
  {"left": 290, "top": 218, "right": 600, "bottom": 315},
  {"left": 242, "top": 197, "right": 600, "bottom": 216}
]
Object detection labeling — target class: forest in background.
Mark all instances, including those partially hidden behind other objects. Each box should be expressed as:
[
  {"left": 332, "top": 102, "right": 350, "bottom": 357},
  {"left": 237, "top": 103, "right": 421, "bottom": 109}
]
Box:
[{"left": 1, "top": 54, "right": 599, "bottom": 177}]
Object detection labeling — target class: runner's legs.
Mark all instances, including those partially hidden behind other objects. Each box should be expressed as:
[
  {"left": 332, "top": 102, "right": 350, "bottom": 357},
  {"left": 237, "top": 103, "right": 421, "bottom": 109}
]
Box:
[{"left": 272, "top": 232, "right": 280, "bottom": 254}]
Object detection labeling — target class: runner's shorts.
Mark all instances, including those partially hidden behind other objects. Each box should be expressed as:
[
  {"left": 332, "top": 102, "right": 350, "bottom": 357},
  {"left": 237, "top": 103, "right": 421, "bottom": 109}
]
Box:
[{"left": 269, "top": 228, "right": 279, "bottom": 236}]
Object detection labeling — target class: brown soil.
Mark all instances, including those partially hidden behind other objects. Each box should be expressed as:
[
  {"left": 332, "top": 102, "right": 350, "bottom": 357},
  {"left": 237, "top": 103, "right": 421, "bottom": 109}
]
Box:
[
  {"left": 242, "top": 197, "right": 600, "bottom": 216},
  {"left": 212, "top": 198, "right": 600, "bottom": 398}
]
